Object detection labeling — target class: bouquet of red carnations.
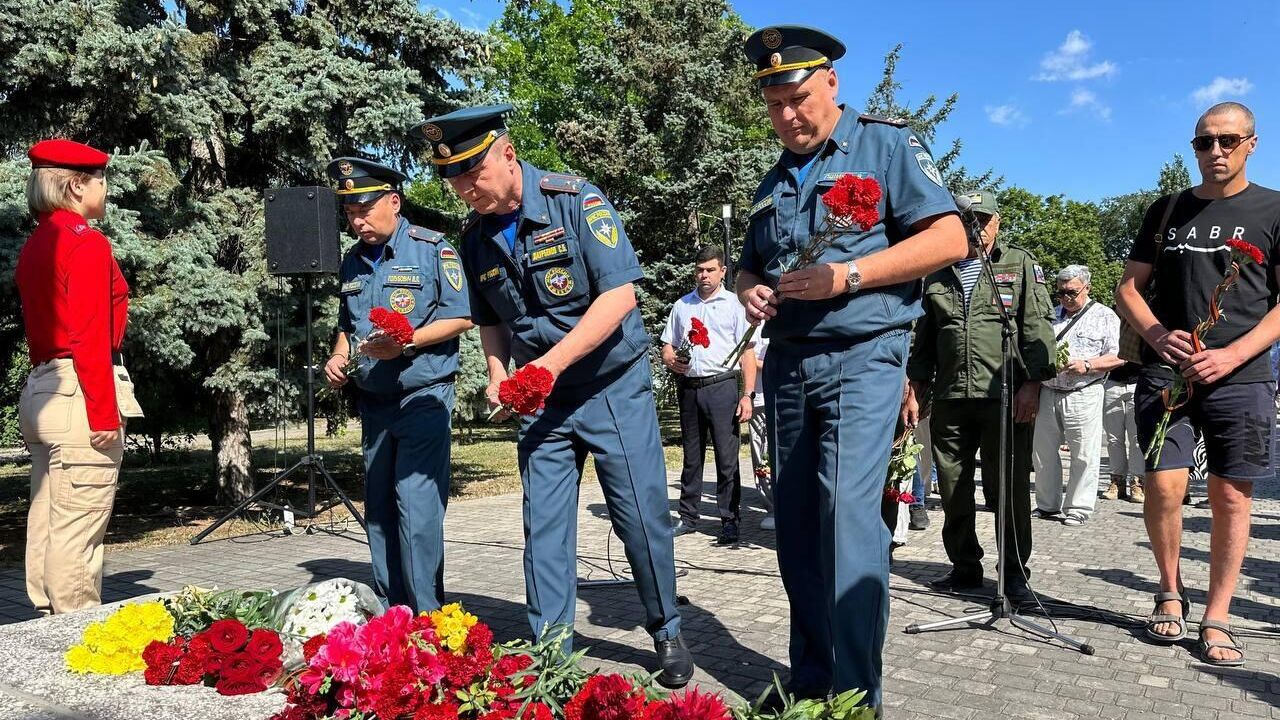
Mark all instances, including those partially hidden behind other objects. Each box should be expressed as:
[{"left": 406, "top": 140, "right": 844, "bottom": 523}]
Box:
[
  {"left": 345, "top": 308, "right": 417, "bottom": 374},
  {"left": 726, "top": 174, "right": 882, "bottom": 367},
  {"left": 675, "top": 317, "right": 711, "bottom": 365},
  {"left": 142, "top": 618, "right": 284, "bottom": 696},
  {"left": 489, "top": 364, "right": 556, "bottom": 420}
]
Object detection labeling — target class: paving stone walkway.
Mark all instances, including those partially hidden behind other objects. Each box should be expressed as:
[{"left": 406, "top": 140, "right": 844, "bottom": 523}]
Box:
[{"left": 1, "top": 458, "right": 1279, "bottom": 719}]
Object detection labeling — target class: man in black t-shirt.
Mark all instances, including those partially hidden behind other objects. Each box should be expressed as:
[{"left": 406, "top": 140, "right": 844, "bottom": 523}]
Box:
[{"left": 1117, "top": 101, "right": 1280, "bottom": 667}]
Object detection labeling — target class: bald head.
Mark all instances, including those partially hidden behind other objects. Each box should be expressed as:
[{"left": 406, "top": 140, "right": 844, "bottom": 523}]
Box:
[{"left": 1198, "top": 101, "right": 1256, "bottom": 136}]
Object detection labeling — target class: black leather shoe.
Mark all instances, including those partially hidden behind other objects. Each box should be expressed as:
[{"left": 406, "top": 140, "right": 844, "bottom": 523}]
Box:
[
  {"left": 654, "top": 634, "right": 694, "bottom": 688},
  {"left": 928, "top": 570, "right": 984, "bottom": 592},
  {"left": 717, "top": 520, "right": 740, "bottom": 545},
  {"left": 671, "top": 519, "right": 698, "bottom": 537},
  {"left": 1005, "top": 583, "right": 1035, "bottom": 608}
]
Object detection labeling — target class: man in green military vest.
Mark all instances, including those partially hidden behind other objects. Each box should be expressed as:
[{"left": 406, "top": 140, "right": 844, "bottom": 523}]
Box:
[{"left": 901, "top": 190, "right": 1056, "bottom": 605}]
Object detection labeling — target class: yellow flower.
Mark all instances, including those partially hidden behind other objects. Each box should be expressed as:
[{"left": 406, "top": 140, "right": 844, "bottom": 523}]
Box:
[{"left": 64, "top": 601, "right": 174, "bottom": 675}]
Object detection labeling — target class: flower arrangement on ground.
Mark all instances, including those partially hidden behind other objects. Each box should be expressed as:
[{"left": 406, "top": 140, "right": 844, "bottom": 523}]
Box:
[
  {"left": 142, "top": 618, "right": 284, "bottom": 695},
  {"left": 65, "top": 600, "right": 175, "bottom": 675}
]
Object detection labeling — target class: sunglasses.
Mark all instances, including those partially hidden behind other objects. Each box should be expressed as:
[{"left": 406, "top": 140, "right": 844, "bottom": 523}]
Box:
[
  {"left": 1191, "top": 134, "right": 1253, "bottom": 152},
  {"left": 1054, "top": 288, "right": 1083, "bottom": 299}
]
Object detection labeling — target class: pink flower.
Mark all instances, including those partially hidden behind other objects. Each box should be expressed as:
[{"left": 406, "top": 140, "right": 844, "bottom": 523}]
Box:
[{"left": 312, "top": 621, "right": 366, "bottom": 683}]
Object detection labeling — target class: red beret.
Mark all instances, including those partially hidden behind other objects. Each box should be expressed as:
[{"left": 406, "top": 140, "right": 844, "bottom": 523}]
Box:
[{"left": 28, "top": 139, "right": 110, "bottom": 172}]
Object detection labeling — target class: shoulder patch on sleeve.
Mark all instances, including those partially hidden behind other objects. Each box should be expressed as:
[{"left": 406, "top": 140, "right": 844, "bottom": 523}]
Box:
[
  {"left": 540, "top": 173, "right": 586, "bottom": 194},
  {"left": 408, "top": 225, "right": 444, "bottom": 243},
  {"left": 858, "top": 113, "right": 909, "bottom": 128},
  {"left": 1033, "top": 264, "right": 1046, "bottom": 284},
  {"left": 749, "top": 195, "right": 774, "bottom": 217},
  {"left": 69, "top": 222, "right": 92, "bottom": 235}
]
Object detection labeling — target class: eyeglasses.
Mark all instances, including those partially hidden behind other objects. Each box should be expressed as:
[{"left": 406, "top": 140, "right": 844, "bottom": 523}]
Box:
[
  {"left": 1191, "top": 134, "right": 1253, "bottom": 153},
  {"left": 1054, "top": 288, "right": 1083, "bottom": 299}
]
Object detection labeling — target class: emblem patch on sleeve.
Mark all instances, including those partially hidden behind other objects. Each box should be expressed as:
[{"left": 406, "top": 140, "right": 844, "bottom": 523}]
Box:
[
  {"left": 442, "top": 259, "right": 464, "bottom": 292},
  {"left": 915, "top": 152, "right": 945, "bottom": 188},
  {"left": 582, "top": 193, "right": 606, "bottom": 211},
  {"left": 544, "top": 267, "right": 574, "bottom": 297},
  {"left": 389, "top": 288, "right": 416, "bottom": 314},
  {"left": 587, "top": 209, "right": 619, "bottom": 248},
  {"left": 1033, "top": 264, "right": 1046, "bottom": 284}
]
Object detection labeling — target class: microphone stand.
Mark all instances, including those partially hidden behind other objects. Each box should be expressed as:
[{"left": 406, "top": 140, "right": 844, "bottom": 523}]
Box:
[{"left": 904, "top": 204, "right": 1093, "bottom": 656}]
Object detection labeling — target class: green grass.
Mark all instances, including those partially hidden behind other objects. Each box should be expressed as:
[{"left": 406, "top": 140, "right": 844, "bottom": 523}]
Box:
[{"left": 0, "top": 409, "right": 712, "bottom": 562}]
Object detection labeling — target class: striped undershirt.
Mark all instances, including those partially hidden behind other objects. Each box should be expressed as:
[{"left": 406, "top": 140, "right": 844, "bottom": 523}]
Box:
[{"left": 956, "top": 258, "right": 983, "bottom": 306}]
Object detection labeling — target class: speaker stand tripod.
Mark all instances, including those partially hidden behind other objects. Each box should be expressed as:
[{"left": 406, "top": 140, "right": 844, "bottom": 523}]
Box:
[
  {"left": 903, "top": 209, "right": 1093, "bottom": 656},
  {"left": 191, "top": 276, "right": 366, "bottom": 544}
]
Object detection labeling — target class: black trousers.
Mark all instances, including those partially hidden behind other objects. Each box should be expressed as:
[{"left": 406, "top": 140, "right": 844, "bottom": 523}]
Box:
[{"left": 677, "top": 375, "right": 742, "bottom": 523}]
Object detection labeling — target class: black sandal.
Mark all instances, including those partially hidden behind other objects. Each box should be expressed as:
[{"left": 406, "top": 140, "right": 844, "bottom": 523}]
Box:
[
  {"left": 1144, "top": 589, "right": 1189, "bottom": 643},
  {"left": 1197, "top": 619, "right": 1246, "bottom": 667}
]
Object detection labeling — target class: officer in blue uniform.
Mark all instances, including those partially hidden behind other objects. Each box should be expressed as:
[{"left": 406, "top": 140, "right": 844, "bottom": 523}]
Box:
[
  {"left": 321, "top": 157, "right": 473, "bottom": 613},
  {"left": 411, "top": 105, "right": 693, "bottom": 688},
  {"left": 736, "top": 27, "right": 969, "bottom": 711}
]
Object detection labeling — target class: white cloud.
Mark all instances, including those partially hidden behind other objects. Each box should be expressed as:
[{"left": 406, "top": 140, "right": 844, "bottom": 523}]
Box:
[
  {"left": 985, "top": 104, "right": 1029, "bottom": 127},
  {"left": 1036, "top": 30, "right": 1117, "bottom": 82},
  {"left": 1062, "top": 88, "right": 1112, "bottom": 122},
  {"left": 1190, "top": 76, "right": 1254, "bottom": 106}
]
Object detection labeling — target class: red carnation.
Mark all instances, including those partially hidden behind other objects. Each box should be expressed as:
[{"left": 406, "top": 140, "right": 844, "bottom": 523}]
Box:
[
  {"left": 142, "top": 639, "right": 184, "bottom": 686},
  {"left": 564, "top": 674, "right": 648, "bottom": 720},
  {"left": 494, "top": 653, "right": 533, "bottom": 679},
  {"left": 203, "top": 619, "right": 250, "bottom": 654},
  {"left": 883, "top": 487, "right": 901, "bottom": 503},
  {"left": 416, "top": 701, "right": 462, "bottom": 720},
  {"left": 370, "top": 306, "right": 416, "bottom": 345},
  {"left": 245, "top": 628, "right": 284, "bottom": 662},
  {"left": 688, "top": 317, "right": 711, "bottom": 349},
  {"left": 496, "top": 364, "right": 555, "bottom": 417},
  {"left": 467, "top": 622, "right": 494, "bottom": 653},
  {"left": 646, "top": 690, "right": 731, "bottom": 720},
  {"left": 302, "top": 633, "right": 327, "bottom": 663},
  {"left": 513, "top": 702, "right": 554, "bottom": 720},
  {"left": 821, "top": 174, "right": 882, "bottom": 232},
  {"left": 442, "top": 651, "right": 485, "bottom": 687},
  {"left": 897, "top": 492, "right": 916, "bottom": 504},
  {"left": 1227, "top": 239, "right": 1264, "bottom": 265}
]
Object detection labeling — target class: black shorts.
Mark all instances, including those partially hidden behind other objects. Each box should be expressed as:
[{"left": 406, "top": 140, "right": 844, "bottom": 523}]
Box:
[{"left": 1135, "top": 375, "right": 1276, "bottom": 481}]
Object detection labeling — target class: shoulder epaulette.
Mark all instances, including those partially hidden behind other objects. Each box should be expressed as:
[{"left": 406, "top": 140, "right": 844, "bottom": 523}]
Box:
[
  {"left": 408, "top": 225, "right": 444, "bottom": 243},
  {"left": 858, "top": 113, "right": 910, "bottom": 128},
  {"left": 540, "top": 173, "right": 586, "bottom": 194}
]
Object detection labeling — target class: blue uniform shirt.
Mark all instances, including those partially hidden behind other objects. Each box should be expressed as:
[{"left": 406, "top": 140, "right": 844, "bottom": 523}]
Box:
[
  {"left": 338, "top": 217, "right": 471, "bottom": 395},
  {"left": 739, "top": 106, "right": 958, "bottom": 340},
  {"left": 460, "top": 161, "right": 649, "bottom": 387}
]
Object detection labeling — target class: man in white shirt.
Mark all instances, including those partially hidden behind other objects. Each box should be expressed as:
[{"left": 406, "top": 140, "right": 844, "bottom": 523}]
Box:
[
  {"left": 661, "top": 245, "right": 756, "bottom": 544},
  {"left": 1033, "top": 265, "right": 1123, "bottom": 526}
]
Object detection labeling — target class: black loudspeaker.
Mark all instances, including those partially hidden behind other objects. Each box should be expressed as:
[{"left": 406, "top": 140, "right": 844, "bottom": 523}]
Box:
[{"left": 264, "top": 186, "right": 341, "bottom": 276}]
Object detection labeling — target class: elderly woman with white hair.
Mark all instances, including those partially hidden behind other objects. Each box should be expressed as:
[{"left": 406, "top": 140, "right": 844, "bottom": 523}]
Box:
[
  {"left": 15, "top": 139, "right": 144, "bottom": 614},
  {"left": 1032, "top": 264, "right": 1123, "bottom": 526}
]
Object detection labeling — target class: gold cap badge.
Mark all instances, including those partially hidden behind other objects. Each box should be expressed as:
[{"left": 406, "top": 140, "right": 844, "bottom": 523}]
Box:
[
  {"left": 338, "top": 160, "right": 354, "bottom": 176},
  {"left": 762, "top": 28, "right": 782, "bottom": 49},
  {"left": 344, "top": 179, "right": 354, "bottom": 189},
  {"left": 438, "top": 144, "right": 452, "bottom": 158},
  {"left": 769, "top": 52, "right": 782, "bottom": 68},
  {"left": 423, "top": 124, "right": 443, "bottom": 142}
]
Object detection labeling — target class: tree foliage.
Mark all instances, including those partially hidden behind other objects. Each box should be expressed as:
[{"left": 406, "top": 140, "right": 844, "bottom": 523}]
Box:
[{"left": 0, "top": 0, "right": 485, "bottom": 498}]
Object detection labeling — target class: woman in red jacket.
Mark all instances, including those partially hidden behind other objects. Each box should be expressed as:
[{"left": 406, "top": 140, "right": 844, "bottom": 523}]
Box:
[{"left": 16, "top": 139, "right": 143, "bottom": 614}]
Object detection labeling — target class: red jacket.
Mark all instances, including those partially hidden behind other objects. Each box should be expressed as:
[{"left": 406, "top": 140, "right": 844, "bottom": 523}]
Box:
[{"left": 16, "top": 209, "right": 129, "bottom": 431}]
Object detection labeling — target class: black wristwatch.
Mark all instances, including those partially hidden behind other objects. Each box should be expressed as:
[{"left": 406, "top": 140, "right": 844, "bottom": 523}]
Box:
[
  {"left": 402, "top": 343, "right": 418, "bottom": 359},
  {"left": 748, "top": 391, "right": 757, "bottom": 401}
]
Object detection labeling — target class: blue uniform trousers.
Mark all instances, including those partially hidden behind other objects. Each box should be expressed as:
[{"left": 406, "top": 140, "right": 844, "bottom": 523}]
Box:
[
  {"left": 359, "top": 383, "right": 454, "bottom": 612},
  {"left": 764, "top": 329, "right": 910, "bottom": 707},
  {"left": 518, "top": 357, "right": 681, "bottom": 645}
]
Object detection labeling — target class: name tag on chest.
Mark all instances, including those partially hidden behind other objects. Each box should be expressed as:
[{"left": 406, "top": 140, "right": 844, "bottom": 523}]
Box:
[
  {"left": 385, "top": 274, "right": 423, "bottom": 288},
  {"left": 340, "top": 280, "right": 362, "bottom": 295}
]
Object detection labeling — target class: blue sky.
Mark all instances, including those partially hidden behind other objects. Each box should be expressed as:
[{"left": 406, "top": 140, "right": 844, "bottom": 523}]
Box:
[{"left": 431, "top": 0, "right": 1279, "bottom": 201}]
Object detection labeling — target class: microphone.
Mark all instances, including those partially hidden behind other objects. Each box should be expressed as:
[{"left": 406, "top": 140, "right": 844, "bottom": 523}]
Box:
[{"left": 953, "top": 193, "right": 982, "bottom": 251}]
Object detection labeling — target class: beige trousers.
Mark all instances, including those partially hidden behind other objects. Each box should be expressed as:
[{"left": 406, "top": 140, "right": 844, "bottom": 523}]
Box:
[{"left": 19, "top": 359, "right": 142, "bottom": 614}]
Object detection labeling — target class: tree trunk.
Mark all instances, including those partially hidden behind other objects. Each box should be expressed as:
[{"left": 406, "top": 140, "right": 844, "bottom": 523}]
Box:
[{"left": 211, "top": 388, "right": 254, "bottom": 503}]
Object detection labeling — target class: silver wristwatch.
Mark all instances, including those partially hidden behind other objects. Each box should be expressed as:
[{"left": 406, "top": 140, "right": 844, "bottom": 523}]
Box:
[
  {"left": 402, "top": 343, "right": 418, "bottom": 359},
  {"left": 844, "top": 260, "right": 862, "bottom": 295}
]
